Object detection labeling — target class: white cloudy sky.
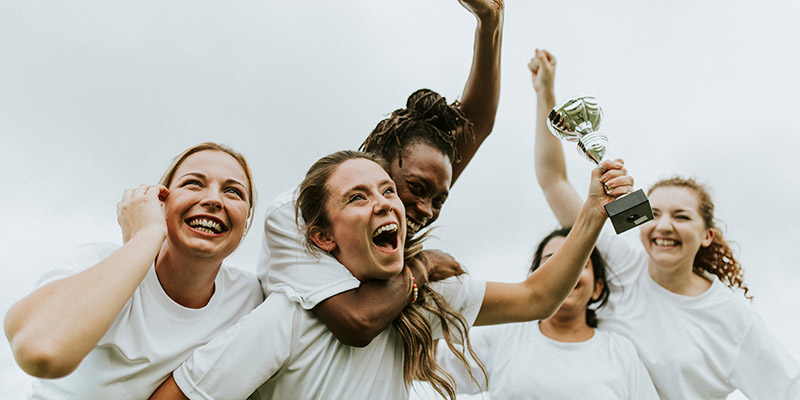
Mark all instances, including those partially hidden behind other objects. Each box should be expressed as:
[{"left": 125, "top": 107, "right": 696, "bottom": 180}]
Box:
[{"left": 2, "top": 1, "right": 799, "bottom": 398}]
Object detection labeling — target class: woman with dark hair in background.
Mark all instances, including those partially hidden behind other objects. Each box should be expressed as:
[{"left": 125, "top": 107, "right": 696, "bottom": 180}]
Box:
[
  {"left": 530, "top": 48, "right": 800, "bottom": 399},
  {"left": 437, "top": 227, "right": 658, "bottom": 399}
]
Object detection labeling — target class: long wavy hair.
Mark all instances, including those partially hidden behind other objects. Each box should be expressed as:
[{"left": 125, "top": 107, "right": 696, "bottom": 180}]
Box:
[
  {"left": 649, "top": 176, "right": 751, "bottom": 299},
  {"left": 530, "top": 227, "right": 610, "bottom": 328},
  {"left": 296, "top": 150, "right": 486, "bottom": 398},
  {"left": 360, "top": 88, "right": 471, "bottom": 167}
]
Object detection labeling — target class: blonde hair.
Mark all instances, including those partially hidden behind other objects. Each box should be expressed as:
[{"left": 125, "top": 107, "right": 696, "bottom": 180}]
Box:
[
  {"left": 297, "top": 150, "right": 487, "bottom": 398},
  {"left": 649, "top": 176, "right": 750, "bottom": 299},
  {"left": 159, "top": 142, "right": 257, "bottom": 232}
]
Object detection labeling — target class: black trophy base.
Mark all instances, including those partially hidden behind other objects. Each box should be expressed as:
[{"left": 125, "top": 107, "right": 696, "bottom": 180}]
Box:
[{"left": 603, "top": 188, "right": 654, "bottom": 234}]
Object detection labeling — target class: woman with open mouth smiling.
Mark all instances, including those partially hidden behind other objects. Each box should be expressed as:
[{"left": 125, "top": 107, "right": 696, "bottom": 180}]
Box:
[
  {"left": 5, "top": 143, "right": 263, "bottom": 398},
  {"left": 151, "top": 148, "right": 633, "bottom": 399},
  {"left": 257, "top": 0, "right": 507, "bottom": 349},
  {"left": 531, "top": 49, "right": 799, "bottom": 399}
]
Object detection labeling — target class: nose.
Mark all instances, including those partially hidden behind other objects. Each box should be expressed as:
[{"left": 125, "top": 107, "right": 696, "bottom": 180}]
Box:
[
  {"left": 373, "top": 193, "right": 394, "bottom": 214},
  {"left": 414, "top": 200, "right": 433, "bottom": 224},
  {"left": 654, "top": 214, "right": 672, "bottom": 231},
  {"left": 201, "top": 187, "right": 223, "bottom": 209}
]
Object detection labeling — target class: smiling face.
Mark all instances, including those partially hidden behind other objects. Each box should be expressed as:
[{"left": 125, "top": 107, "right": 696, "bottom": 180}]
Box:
[
  {"left": 541, "top": 236, "right": 603, "bottom": 317},
  {"left": 639, "top": 186, "right": 714, "bottom": 273},
  {"left": 313, "top": 158, "right": 406, "bottom": 282},
  {"left": 163, "top": 150, "right": 250, "bottom": 260},
  {"left": 389, "top": 142, "right": 452, "bottom": 238}
]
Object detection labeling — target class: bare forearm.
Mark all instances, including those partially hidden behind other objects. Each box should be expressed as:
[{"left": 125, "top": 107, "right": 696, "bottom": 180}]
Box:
[
  {"left": 5, "top": 230, "right": 163, "bottom": 377},
  {"left": 313, "top": 272, "right": 410, "bottom": 347},
  {"left": 453, "top": 12, "right": 503, "bottom": 183},
  {"left": 475, "top": 200, "right": 605, "bottom": 325},
  {"left": 534, "top": 89, "right": 583, "bottom": 227},
  {"left": 149, "top": 375, "right": 189, "bottom": 400}
]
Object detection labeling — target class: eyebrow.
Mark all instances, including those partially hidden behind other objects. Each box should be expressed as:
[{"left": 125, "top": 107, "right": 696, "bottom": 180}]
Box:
[
  {"left": 340, "top": 179, "right": 395, "bottom": 197},
  {"left": 178, "top": 172, "right": 247, "bottom": 189}
]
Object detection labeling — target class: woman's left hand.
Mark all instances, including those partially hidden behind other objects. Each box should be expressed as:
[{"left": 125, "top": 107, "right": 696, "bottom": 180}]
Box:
[{"left": 423, "top": 249, "right": 466, "bottom": 281}]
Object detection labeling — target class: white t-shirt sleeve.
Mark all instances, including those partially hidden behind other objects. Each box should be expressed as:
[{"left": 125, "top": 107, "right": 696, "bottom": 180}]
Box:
[
  {"left": 257, "top": 188, "right": 360, "bottom": 309},
  {"left": 595, "top": 227, "right": 647, "bottom": 293},
  {"left": 435, "top": 325, "right": 495, "bottom": 395},
  {"left": 173, "top": 294, "right": 296, "bottom": 400},
  {"left": 729, "top": 314, "right": 800, "bottom": 399},
  {"left": 614, "top": 334, "right": 660, "bottom": 399},
  {"left": 427, "top": 274, "right": 486, "bottom": 340}
]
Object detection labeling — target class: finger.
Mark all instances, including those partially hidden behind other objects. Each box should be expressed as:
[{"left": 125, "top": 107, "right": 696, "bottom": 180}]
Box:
[{"left": 157, "top": 186, "right": 170, "bottom": 202}]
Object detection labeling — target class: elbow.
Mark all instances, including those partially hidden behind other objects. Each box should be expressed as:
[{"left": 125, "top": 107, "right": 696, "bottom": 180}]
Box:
[
  {"left": 10, "top": 337, "right": 80, "bottom": 378},
  {"left": 330, "top": 314, "right": 381, "bottom": 348}
]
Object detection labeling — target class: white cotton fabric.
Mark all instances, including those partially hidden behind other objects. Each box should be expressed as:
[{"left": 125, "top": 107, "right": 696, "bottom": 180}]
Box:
[
  {"left": 596, "top": 229, "right": 800, "bottom": 400},
  {"left": 28, "top": 243, "right": 263, "bottom": 400},
  {"left": 173, "top": 274, "right": 486, "bottom": 400},
  {"left": 257, "top": 187, "right": 360, "bottom": 308},
  {"left": 436, "top": 321, "right": 658, "bottom": 399}
]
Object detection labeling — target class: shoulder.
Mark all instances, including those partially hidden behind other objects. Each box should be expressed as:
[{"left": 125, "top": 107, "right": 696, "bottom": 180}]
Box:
[
  {"left": 218, "top": 264, "right": 264, "bottom": 304},
  {"left": 264, "top": 187, "right": 299, "bottom": 222}
]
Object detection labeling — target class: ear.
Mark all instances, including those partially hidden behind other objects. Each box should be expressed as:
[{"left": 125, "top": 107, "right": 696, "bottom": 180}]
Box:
[
  {"left": 701, "top": 228, "right": 715, "bottom": 248},
  {"left": 309, "top": 226, "right": 337, "bottom": 252},
  {"left": 591, "top": 279, "right": 605, "bottom": 301}
]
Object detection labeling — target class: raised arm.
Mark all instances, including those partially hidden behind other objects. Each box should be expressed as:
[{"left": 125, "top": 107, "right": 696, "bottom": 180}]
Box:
[
  {"left": 4, "top": 185, "right": 167, "bottom": 378},
  {"left": 475, "top": 159, "right": 632, "bottom": 325},
  {"left": 451, "top": 0, "right": 504, "bottom": 184},
  {"left": 529, "top": 49, "right": 584, "bottom": 227}
]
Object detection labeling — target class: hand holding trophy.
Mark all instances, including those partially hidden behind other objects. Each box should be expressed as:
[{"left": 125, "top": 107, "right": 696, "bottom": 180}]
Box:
[{"left": 547, "top": 96, "right": 653, "bottom": 234}]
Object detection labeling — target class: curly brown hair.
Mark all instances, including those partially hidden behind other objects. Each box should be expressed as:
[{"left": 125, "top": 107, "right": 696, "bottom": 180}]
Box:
[
  {"left": 360, "top": 88, "right": 472, "bottom": 168},
  {"left": 649, "top": 177, "right": 751, "bottom": 299}
]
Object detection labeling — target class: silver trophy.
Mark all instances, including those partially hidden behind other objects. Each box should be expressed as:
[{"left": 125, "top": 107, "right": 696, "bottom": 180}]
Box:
[{"left": 547, "top": 96, "right": 653, "bottom": 234}]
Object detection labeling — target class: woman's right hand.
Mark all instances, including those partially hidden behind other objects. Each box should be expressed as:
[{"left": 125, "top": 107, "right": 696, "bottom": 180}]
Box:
[
  {"left": 528, "top": 48, "right": 556, "bottom": 95},
  {"left": 458, "top": 0, "right": 504, "bottom": 25},
  {"left": 587, "top": 159, "right": 634, "bottom": 219},
  {"left": 117, "top": 184, "right": 169, "bottom": 243}
]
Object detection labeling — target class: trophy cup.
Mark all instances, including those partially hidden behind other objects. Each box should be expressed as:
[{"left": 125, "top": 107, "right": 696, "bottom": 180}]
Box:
[{"left": 547, "top": 96, "right": 653, "bottom": 234}]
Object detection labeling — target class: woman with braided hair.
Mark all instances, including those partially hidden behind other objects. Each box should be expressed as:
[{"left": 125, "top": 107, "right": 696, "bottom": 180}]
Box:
[
  {"left": 530, "top": 48, "right": 799, "bottom": 399},
  {"left": 258, "top": 0, "right": 505, "bottom": 348}
]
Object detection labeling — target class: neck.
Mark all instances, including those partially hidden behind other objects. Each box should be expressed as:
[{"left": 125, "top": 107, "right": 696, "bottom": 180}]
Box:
[
  {"left": 538, "top": 311, "right": 594, "bottom": 343},
  {"left": 647, "top": 260, "right": 711, "bottom": 296},
  {"left": 154, "top": 241, "right": 223, "bottom": 308}
]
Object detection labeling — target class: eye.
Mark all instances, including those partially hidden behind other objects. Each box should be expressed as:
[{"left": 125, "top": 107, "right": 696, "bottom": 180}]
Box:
[
  {"left": 183, "top": 179, "right": 203, "bottom": 188},
  {"left": 432, "top": 197, "right": 446, "bottom": 210},
  {"left": 674, "top": 214, "right": 690, "bottom": 221},
  {"left": 349, "top": 194, "right": 366, "bottom": 203},
  {"left": 225, "top": 187, "right": 245, "bottom": 199},
  {"left": 383, "top": 186, "right": 396, "bottom": 196},
  {"left": 407, "top": 181, "right": 424, "bottom": 196}
]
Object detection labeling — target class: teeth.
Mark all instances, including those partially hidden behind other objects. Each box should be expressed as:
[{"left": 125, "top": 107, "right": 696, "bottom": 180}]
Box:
[
  {"left": 406, "top": 218, "right": 421, "bottom": 234},
  {"left": 189, "top": 218, "right": 223, "bottom": 233},
  {"left": 654, "top": 238, "right": 677, "bottom": 246},
  {"left": 373, "top": 223, "right": 398, "bottom": 238}
]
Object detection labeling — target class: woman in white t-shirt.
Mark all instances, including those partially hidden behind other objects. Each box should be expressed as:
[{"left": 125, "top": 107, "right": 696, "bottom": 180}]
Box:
[
  {"left": 530, "top": 49, "right": 800, "bottom": 399},
  {"left": 151, "top": 148, "right": 634, "bottom": 399},
  {"left": 4, "top": 143, "right": 263, "bottom": 398},
  {"left": 437, "top": 226, "right": 658, "bottom": 399}
]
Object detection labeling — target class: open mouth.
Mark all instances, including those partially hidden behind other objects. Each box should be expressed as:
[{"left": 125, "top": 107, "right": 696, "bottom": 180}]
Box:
[
  {"left": 406, "top": 218, "right": 422, "bottom": 237},
  {"left": 186, "top": 216, "right": 227, "bottom": 235},
  {"left": 373, "top": 222, "right": 399, "bottom": 251},
  {"left": 653, "top": 238, "right": 679, "bottom": 247}
]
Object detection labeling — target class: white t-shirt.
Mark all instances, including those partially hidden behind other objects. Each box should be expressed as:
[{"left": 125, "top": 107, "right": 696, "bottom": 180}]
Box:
[
  {"left": 257, "top": 188, "right": 360, "bottom": 308},
  {"left": 596, "top": 229, "right": 800, "bottom": 400},
  {"left": 28, "top": 243, "right": 263, "bottom": 400},
  {"left": 173, "top": 274, "right": 486, "bottom": 400},
  {"left": 436, "top": 321, "right": 658, "bottom": 399}
]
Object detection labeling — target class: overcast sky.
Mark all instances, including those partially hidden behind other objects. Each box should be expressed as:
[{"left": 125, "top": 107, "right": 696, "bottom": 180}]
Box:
[{"left": 2, "top": 1, "right": 799, "bottom": 398}]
